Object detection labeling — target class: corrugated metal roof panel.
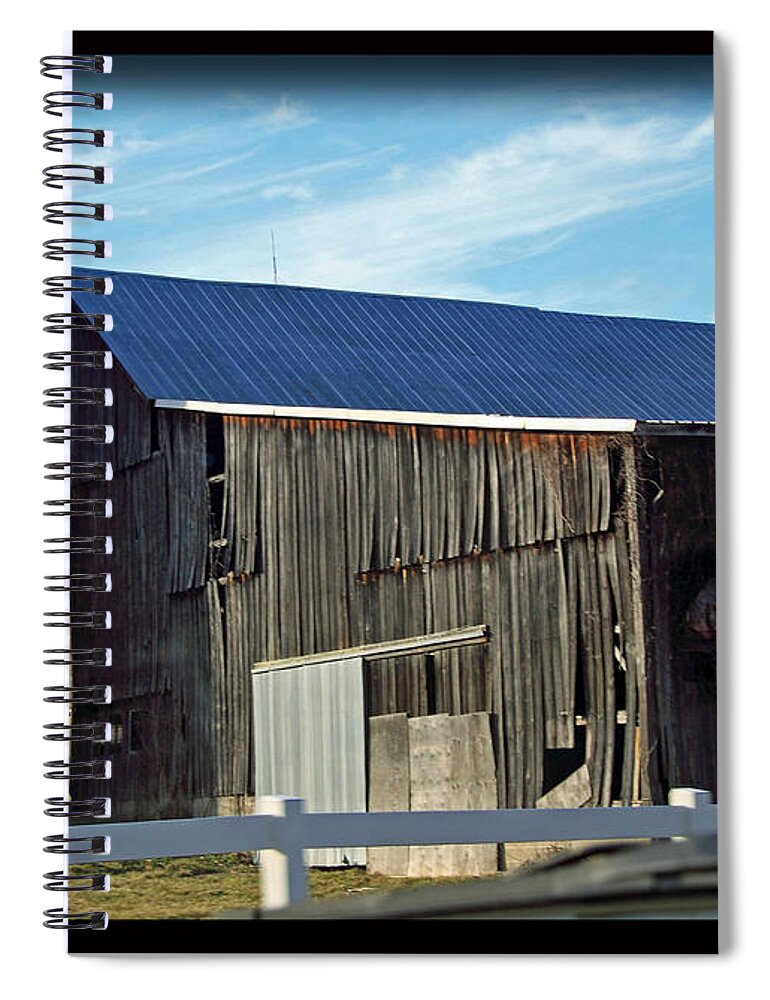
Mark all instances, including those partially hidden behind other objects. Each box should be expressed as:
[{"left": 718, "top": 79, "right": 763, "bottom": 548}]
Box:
[{"left": 74, "top": 268, "right": 715, "bottom": 422}]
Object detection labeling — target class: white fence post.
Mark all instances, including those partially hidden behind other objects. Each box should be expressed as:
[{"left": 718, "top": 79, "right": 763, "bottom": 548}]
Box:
[
  {"left": 258, "top": 795, "right": 308, "bottom": 910},
  {"left": 668, "top": 787, "right": 715, "bottom": 839}
]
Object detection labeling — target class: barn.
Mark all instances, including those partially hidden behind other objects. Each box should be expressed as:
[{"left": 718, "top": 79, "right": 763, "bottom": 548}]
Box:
[{"left": 68, "top": 270, "right": 716, "bottom": 835}]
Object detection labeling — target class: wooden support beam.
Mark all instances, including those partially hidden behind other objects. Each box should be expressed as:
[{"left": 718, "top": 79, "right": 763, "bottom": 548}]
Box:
[{"left": 252, "top": 624, "right": 489, "bottom": 673}]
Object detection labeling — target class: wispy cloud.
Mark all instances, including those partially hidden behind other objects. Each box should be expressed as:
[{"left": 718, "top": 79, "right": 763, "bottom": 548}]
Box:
[
  {"left": 164, "top": 144, "right": 403, "bottom": 210},
  {"left": 222, "top": 92, "right": 317, "bottom": 132},
  {"left": 116, "top": 146, "right": 266, "bottom": 196},
  {"left": 164, "top": 112, "right": 713, "bottom": 301},
  {"left": 261, "top": 183, "right": 314, "bottom": 202},
  {"left": 119, "top": 137, "right": 167, "bottom": 155},
  {"left": 253, "top": 93, "right": 316, "bottom": 131}
]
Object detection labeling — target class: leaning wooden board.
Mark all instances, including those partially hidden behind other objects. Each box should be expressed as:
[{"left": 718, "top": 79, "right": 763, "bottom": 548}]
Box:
[
  {"left": 407, "top": 713, "right": 497, "bottom": 878},
  {"left": 367, "top": 713, "right": 410, "bottom": 876}
]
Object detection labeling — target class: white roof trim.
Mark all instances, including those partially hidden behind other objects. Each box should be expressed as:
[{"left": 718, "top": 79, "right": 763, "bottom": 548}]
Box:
[
  {"left": 638, "top": 419, "right": 715, "bottom": 426},
  {"left": 155, "top": 398, "right": 636, "bottom": 433}
]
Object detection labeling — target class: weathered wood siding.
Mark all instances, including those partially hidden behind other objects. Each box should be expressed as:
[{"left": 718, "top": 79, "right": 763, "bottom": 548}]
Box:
[
  {"left": 218, "top": 418, "right": 613, "bottom": 580},
  {"left": 71, "top": 396, "right": 712, "bottom": 820},
  {"left": 213, "top": 418, "right": 643, "bottom": 812},
  {"left": 70, "top": 404, "right": 226, "bottom": 817},
  {"left": 636, "top": 434, "right": 717, "bottom": 800}
]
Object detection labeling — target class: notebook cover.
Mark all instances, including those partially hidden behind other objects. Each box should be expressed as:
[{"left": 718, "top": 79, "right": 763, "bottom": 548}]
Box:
[{"left": 44, "top": 29, "right": 716, "bottom": 954}]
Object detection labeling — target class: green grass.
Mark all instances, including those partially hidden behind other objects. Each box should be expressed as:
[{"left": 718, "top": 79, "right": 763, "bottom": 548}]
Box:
[{"left": 71, "top": 854, "right": 499, "bottom": 920}]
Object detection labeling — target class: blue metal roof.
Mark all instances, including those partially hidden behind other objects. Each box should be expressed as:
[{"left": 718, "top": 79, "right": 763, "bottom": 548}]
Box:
[{"left": 74, "top": 269, "right": 715, "bottom": 422}]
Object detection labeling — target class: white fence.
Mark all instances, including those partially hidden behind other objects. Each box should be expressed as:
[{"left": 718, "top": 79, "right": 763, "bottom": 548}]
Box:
[{"left": 74, "top": 787, "right": 716, "bottom": 911}]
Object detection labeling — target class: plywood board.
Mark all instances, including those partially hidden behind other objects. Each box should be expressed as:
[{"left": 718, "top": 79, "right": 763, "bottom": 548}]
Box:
[
  {"left": 450, "top": 713, "right": 498, "bottom": 875},
  {"left": 536, "top": 764, "right": 592, "bottom": 809},
  {"left": 407, "top": 712, "right": 497, "bottom": 877},
  {"left": 367, "top": 713, "right": 410, "bottom": 875}
]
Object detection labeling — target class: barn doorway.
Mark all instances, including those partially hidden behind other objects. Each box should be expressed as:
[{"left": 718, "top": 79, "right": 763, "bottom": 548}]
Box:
[
  {"left": 252, "top": 654, "right": 367, "bottom": 866},
  {"left": 251, "top": 625, "right": 489, "bottom": 867}
]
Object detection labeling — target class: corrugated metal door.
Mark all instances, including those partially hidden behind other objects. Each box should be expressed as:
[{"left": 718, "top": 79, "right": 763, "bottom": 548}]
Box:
[{"left": 252, "top": 656, "right": 366, "bottom": 866}]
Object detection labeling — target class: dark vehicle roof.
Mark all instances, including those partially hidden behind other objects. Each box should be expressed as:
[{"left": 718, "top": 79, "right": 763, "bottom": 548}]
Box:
[{"left": 250, "top": 837, "right": 718, "bottom": 921}]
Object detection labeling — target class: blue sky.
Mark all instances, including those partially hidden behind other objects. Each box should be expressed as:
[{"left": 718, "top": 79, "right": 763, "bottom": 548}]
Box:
[{"left": 75, "top": 54, "right": 713, "bottom": 320}]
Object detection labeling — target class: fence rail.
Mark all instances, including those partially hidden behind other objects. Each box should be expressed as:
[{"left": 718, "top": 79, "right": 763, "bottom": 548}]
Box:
[{"left": 73, "top": 787, "right": 716, "bottom": 911}]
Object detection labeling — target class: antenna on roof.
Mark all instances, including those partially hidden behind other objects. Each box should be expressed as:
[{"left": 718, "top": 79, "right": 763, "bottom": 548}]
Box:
[{"left": 270, "top": 229, "right": 279, "bottom": 285}]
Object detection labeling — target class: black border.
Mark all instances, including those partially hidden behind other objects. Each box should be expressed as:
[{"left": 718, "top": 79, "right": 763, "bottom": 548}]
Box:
[
  {"left": 73, "top": 30, "right": 713, "bottom": 57},
  {"left": 68, "top": 918, "right": 718, "bottom": 955}
]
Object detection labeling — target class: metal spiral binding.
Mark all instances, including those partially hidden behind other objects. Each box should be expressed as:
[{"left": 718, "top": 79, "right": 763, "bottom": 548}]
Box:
[
  {"left": 43, "top": 610, "right": 111, "bottom": 628},
  {"left": 43, "top": 52, "right": 112, "bottom": 930},
  {"left": 41, "top": 55, "right": 111, "bottom": 79},
  {"left": 44, "top": 689, "right": 112, "bottom": 706},
  {"left": 43, "top": 498, "right": 112, "bottom": 516},
  {"left": 43, "top": 164, "right": 112, "bottom": 189},
  {"left": 43, "top": 313, "right": 112, "bottom": 335},
  {"left": 44, "top": 797, "right": 111, "bottom": 817},
  {"left": 43, "top": 238, "right": 111, "bottom": 260},
  {"left": 43, "top": 385, "right": 112, "bottom": 405},
  {"left": 43, "top": 351, "right": 113, "bottom": 370},
  {"left": 43, "top": 870, "right": 110, "bottom": 890},
  {"left": 44, "top": 202, "right": 113, "bottom": 224},
  {"left": 43, "top": 274, "right": 113, "bottom": 296},
  {"left": 43, "top": 910, "right": 107, "bottom": 931},
  {"left": 44, "top": 128, "right": 111, "bottom": 152},
  {"left": 44, "top": 461, "right": 113, "bottom": 481},
  {"left": 43, "top": 91, "right": 113, "bottom": 116},
  {"left": 44, "top": 537, "right": 113, "bottom": 555}
]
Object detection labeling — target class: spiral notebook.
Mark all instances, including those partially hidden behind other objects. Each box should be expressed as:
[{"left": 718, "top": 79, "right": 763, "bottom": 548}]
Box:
[{"left": 42, "top": 30, "right": 718, "bottom": 954}]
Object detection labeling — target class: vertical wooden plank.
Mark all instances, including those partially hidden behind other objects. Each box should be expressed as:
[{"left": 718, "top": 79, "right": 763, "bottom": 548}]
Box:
[
  {"left": 620, "top": 437, "right": 652, "bottom": 802},
  {"left": 505, "top": 549, "right": 524, "bottom": 808},
  {"left": 360, "top": 423, "right": 376, "bottom": 572},
  {"left": 462, "top": 430, "right": 478, "bottom": 553},
  {"left": 485, "top": 433, "right": 500, "bottom": 551},
  {"left": 497, "top": 433, "right": 512, "bottom": 548},
  {"left": 585, "top": 535, "right": 608, "bottom": 805},
  {"left": 596, "top": 533, "right": 616, "bottom": 806},
  {"left": 556, "top": 538, "right": 575, "bottom": 748},
  {"left": 444, "top": 429, "right": 460, "bottom": 558},
  {"left": 574, "top": 536, "right": 598, "bottom": 805},
  {"left": 538, "top": 545, "right": 557, "bottom": 749},
  {"left": 541, "top": 435, "right": 557, "bottom": 542},
  {"left": 606, "top": 527, "right": 636, "bottom": 804},
  {"left": 522, "top": 434, "right": 537, "bottom": 545},
  {"left": 482, "top": 555, "right": 507, "bottom": 809},
  {"left": 532, "top": 437, "right": 545, "bottom": 542},
  {"left": 418, "top": 428, "right": 434, "bottom": 563},
  {"left": 514, "top": 547, "right": 533, "bottom": 805},
  {"left": 384, "top": 425, "right": 399, "bottom": 566}
]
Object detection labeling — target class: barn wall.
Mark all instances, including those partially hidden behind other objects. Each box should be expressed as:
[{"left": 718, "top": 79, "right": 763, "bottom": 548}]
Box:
[
  {"left": 636, "top": 434, "right": 717, "bottom": 800},
  {"left": 219, "top": 418, "right": 614, "bottom": 581},
  {"left": 70, "top": 406, "right": 224, "bottom": 819},
  {"left": 218, "top": 418, "right": 646, "bottom": 811},
  {"left": 71, "top": 402, "right": 712, "bottom": 820}
]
